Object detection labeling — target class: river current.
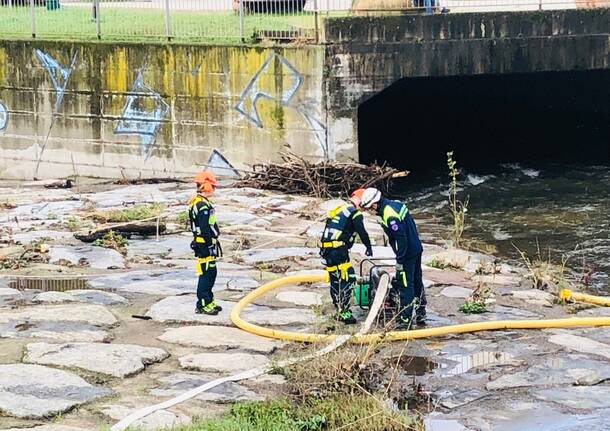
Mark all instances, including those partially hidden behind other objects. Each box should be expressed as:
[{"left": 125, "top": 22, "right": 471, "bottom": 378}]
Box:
[{"left": 399, "top": 163, "right": 610, "bottom": 291}]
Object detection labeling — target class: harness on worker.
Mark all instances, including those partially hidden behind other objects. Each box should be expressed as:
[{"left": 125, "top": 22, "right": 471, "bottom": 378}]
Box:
[
  {"left": 325, "top": 261, "right": 353, "bottom": 280},
  {"left": 319, "top": 204, "right": 361, "bottom": 249},
  {"left": 188, "top": 194, "right": 218, "bottom": 244}
]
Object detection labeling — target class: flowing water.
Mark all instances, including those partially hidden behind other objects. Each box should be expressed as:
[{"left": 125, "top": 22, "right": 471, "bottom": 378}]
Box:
[{"left": 398, "top": 163, "right": 610, "bottom": 291}]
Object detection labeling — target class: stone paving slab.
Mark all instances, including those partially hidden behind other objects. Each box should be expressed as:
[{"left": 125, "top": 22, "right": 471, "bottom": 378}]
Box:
[
  {"left": 0, "top": 320, "right": 110, "bottom": 342},
  {"left": 88, "top": 268, "right": 258, "bottom": 296},
  {"left": 534, "top": 386, "right": 610, "bottom": 410},
  {"left": 486, "top": 354, "right": 610, "bottom": 390},
  {"left": 2, "top": 426, "right": 89, "bottom": 431},
  {"left": 276, "top": 291, "right": 323, "bottom": 306},
  {"left": 25, "top": 342, "right": 169, "bottom": 378},
  {"left": 101, "top": 405, "right": 191, "bottom": 431},
  {"left": 65, "top": 290, "right": 128, "bottom": 305},
  {"left": 241, "top": 247, "right": 318, "bottom": 264},
  {"left": 33, "top": 292, "right": 76, "bottom": 303},
  {"left": 158, "top": 326, "right": 281, "bottom": 353},
  {"left": 147, "top": 295, "right": 315, "bottom": 326},
  {"left": 0, "top": 304, "right": 117, "bottom": 326},
  {"left": 151, "top": 373, "right": 264, "bottom": 403},
  {"left": 0, "top": 364, "right": 112, "bottom": 418},
  {"left": 49, "top": 245, "right": 125, "bottom": 269},
  {"left": 440, "top": 286, "right": 473, "bottom": 298},
  {"left": 548, "top": 333, "right": 610, "bottom": 359},
  {"left": 0, "top": 288, "right": 20, "bottom": 297},
  {"left": 179, "top": 352, "right": 268, "bottom": 374}
]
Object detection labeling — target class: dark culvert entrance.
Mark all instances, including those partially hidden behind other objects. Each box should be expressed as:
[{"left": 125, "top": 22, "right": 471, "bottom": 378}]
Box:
[{"left": 358, "top": 69, "right": 610, "bottom": 177}]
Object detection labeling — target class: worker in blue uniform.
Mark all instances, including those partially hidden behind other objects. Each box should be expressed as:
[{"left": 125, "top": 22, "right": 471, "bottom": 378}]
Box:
[
  {"left": 359, "top": 187, "right": 427, "bottom": 329},
  {"left": 320, "top": 189, "right": 373, "bottom": 324}
]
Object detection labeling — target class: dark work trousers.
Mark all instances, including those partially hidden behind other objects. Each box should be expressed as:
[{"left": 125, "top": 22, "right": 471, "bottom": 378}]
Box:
[
  {"left": 196, "top": 259, "right": 217, "bottom": 309},
  {"left": 396, "top": 252, "right": 427, "bottom": 321},
  {"left": 321, "top": 247, "right": 356, "bottom": 312}
]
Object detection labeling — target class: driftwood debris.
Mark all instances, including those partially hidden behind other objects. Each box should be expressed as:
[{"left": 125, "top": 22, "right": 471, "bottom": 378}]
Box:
[
  {"left": 74, "top": 222, "right": 166, "bottom": 243},
  {"left": 238, "top": 153, "right": 408, "bottom": 198}
]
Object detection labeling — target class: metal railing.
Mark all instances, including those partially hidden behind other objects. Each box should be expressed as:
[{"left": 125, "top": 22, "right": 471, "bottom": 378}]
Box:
[{"left": 0, "top": 0, "right": 607, "bottom": 43}]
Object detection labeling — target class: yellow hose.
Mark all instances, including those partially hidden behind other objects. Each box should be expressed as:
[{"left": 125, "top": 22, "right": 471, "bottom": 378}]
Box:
[
  {"left": 560, "top": 288, "right": 610, "bottom": 307},
  {"left": 230, "top": 274, "right": 610, "bottom": 344}
]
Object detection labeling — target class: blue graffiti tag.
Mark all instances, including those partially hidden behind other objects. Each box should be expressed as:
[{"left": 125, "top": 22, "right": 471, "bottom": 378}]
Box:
[
  {"left": 235, "top": 53, "right": 328, "bottom": 158},
  {"left": 0, "top": 101, "right": 7, "bottom": 132},
  {"left": 113, "top": 70, "right": 170, "bottom": 158},
  {"left": 35, "top": 49, "right": 78, "bottom": 114}
]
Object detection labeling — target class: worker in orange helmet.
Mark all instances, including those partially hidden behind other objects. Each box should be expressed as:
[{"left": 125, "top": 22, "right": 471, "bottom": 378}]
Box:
[
  {"left": 319, "top": 188, "right": 373, "bottom": 324},
  {"left": 188, "top": 171, "right": 222, "bottom": 315}
]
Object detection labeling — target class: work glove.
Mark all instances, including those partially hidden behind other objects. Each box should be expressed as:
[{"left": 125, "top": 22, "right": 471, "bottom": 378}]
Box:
[
  {"left": 365, "top": 246, "right": 373, "bottom": 257},
  {"left": 395, "top": 263, "right": 404, "bottom": 272}
]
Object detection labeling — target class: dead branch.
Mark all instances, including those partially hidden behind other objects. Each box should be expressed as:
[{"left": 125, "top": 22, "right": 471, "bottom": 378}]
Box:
[{"left": 237, "top": 152, "right": 408, "bottom": 198}]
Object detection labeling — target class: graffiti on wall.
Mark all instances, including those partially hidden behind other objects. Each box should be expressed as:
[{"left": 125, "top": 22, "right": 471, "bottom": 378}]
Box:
[
  {"left": 114, "top": 70, "right": 170, "bottom": 158},
  {"left": 206, "top": 149, "right": 240, "bottom": 178},
  {"left": 235, "top": 54, "right": 328, "bottom": 158},
  {"left": 0, "top": 101, "right": 7, "bottom": 132},
  {"left": 35, "top": 49, "right": 78, "bottom": 114}
]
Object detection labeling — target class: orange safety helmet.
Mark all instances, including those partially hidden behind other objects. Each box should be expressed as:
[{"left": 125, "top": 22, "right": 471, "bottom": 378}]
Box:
[
  {"left": 350, "top": 188, "right": 365, "bottom": 207},
  {"left": 194, "top": 171, "right": 218, "bottom": 193}
]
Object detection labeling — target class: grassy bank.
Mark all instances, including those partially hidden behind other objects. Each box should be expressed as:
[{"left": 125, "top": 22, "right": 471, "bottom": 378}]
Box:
[
  {"left": 167, "top": 396, "right": 421, "bottom": 431},
  {"left": 0, "top": 6, "right": 318, "bottom": 43}
]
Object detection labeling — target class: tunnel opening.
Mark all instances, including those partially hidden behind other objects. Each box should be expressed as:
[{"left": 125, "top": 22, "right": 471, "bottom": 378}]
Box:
[{"left": 358, "top": 70, "right": 610, "bottom": 178}]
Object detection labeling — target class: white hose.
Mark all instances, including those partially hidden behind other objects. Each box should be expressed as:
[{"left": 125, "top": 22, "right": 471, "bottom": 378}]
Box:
[{"left": 111, "top": 275, "right": 390, "bottom": 431}]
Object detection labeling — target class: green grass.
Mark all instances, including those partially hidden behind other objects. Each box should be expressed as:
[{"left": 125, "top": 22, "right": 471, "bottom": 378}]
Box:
[
  {"left": 166, "top": 396, "right": 420, "bottom": 431},
  {"left": 91, "top": 203, "right": 165, "bottom": 223},
  {"left": 0, "top": 5, "right": 322, "bottom": 43}
]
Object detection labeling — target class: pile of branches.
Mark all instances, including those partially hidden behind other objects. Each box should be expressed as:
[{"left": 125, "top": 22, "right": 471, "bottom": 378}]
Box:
[{"left": 238, "top": 153, "right": 408, "bottom": 198}]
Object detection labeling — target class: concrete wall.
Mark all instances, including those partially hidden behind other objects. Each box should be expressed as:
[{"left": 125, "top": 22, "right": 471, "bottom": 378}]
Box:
[
  {"left": 324, "top": 8, "right": 610, "bottom": 160},
  {"left": 0, "top": 41, "right": 325, "bottom": 179}
]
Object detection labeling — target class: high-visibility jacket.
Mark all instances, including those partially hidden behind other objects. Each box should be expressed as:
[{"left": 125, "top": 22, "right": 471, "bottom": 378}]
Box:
[
  {"left": 320, "top": 203, "right": 371, "bottom": 250},
  {"left": 377, "top": 198, "right": 422, "bottom": 262},
  {"left": 188, "top": 194, "right": 219, "bottom": 245}
]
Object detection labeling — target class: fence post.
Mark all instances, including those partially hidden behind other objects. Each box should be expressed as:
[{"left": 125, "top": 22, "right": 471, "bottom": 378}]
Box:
[
  {"left": 239, "top": 0, "right": 245, "bottom": 43},
  {"left": 314, "top": 0, "right": 319, "bottom": 43},
  {"left": 95, "top": 0, "right": 101, "bottom": 39},
  {"left": 29, "top": 0, "right": 36, "bottom": 39},
  {"left": 164, "top": 0, "right": 172, "bottom": 41}
]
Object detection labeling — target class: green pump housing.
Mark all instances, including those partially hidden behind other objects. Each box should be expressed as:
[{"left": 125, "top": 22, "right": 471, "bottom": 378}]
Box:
[{"left": 354, "top": 282, "right": 371, "bottom": 307}]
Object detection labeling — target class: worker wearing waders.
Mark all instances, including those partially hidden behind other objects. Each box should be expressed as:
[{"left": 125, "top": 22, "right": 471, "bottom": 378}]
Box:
[
  {"left": 188, "top": 171, "right": 222, "bottom": 315},
  {"left": 359, "top": 187, "right": 426, "bottom": 329},
  {"left": 320, "top": 189, "right": 373, "bottom": 324}
]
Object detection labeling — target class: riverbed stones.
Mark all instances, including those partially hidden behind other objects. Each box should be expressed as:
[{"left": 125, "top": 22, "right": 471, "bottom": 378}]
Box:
[
  {"left": 100, "top": 405, "right": 190, "bottom": 430},
  {"left": 33, "top": 291, "right": 76, "bottom": 303},
  {"left": 276, "top": 291, "right": 323, "bottom": 306},
  {"left": 241, "top": 247, "right": 317, "bottom": 264},
  {"left": 534, "top": 385, "right": 610, "bottom": 410},
  {"left": 151, "top": 373, "right": 264, "bottom": 403},
  {"left": 548, "top": 333, "right": 610, "bottom": 359},
  {"left": 88, "top": 267, "right": 258, "bottom": 296},
  {"left": 25, "top": 342, "right": 169, "bottom": 378},
  {"left": 146, "top": 295, "right": 315, "bottom": 326},
  {"left": 486, "top": 355, "right": 610, "bottom": 390},
  {"left": 49, "top": 245, "right": 125, "bottom": 269},
  {"left": 440, "top": 286, "right": 473, "bottom": 298},
  {"left": 0, "top": 303, "right": 117, "bottom": 326},
  {"left": 158, "top": 326, "right": 280, "bottom": 353},
  {"left": 0, "top": 364, "right": 112, "bottom": 418},
  {"left": 179, "top": 352, "right": 268, "bottom": 373},
  {"left": 511, "top": 289, "right": 555, "bottom": 307},
  {"left": 0, "top": 288, "right": 20, "bottom": 296},
  {"left": 65, "top": 289, "right": 128, "bottom": 305},
  {"left": 2, "top": 426, "right": 89, "bottom": 431}
]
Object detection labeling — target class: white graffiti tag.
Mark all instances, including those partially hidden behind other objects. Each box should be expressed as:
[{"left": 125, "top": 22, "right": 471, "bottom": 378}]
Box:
[
  {"left": 113, "top": 70, "right": 170, "bottom": 158},
  {"left": 235, "top": 54, "right": 328, "bottom": 158}
]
